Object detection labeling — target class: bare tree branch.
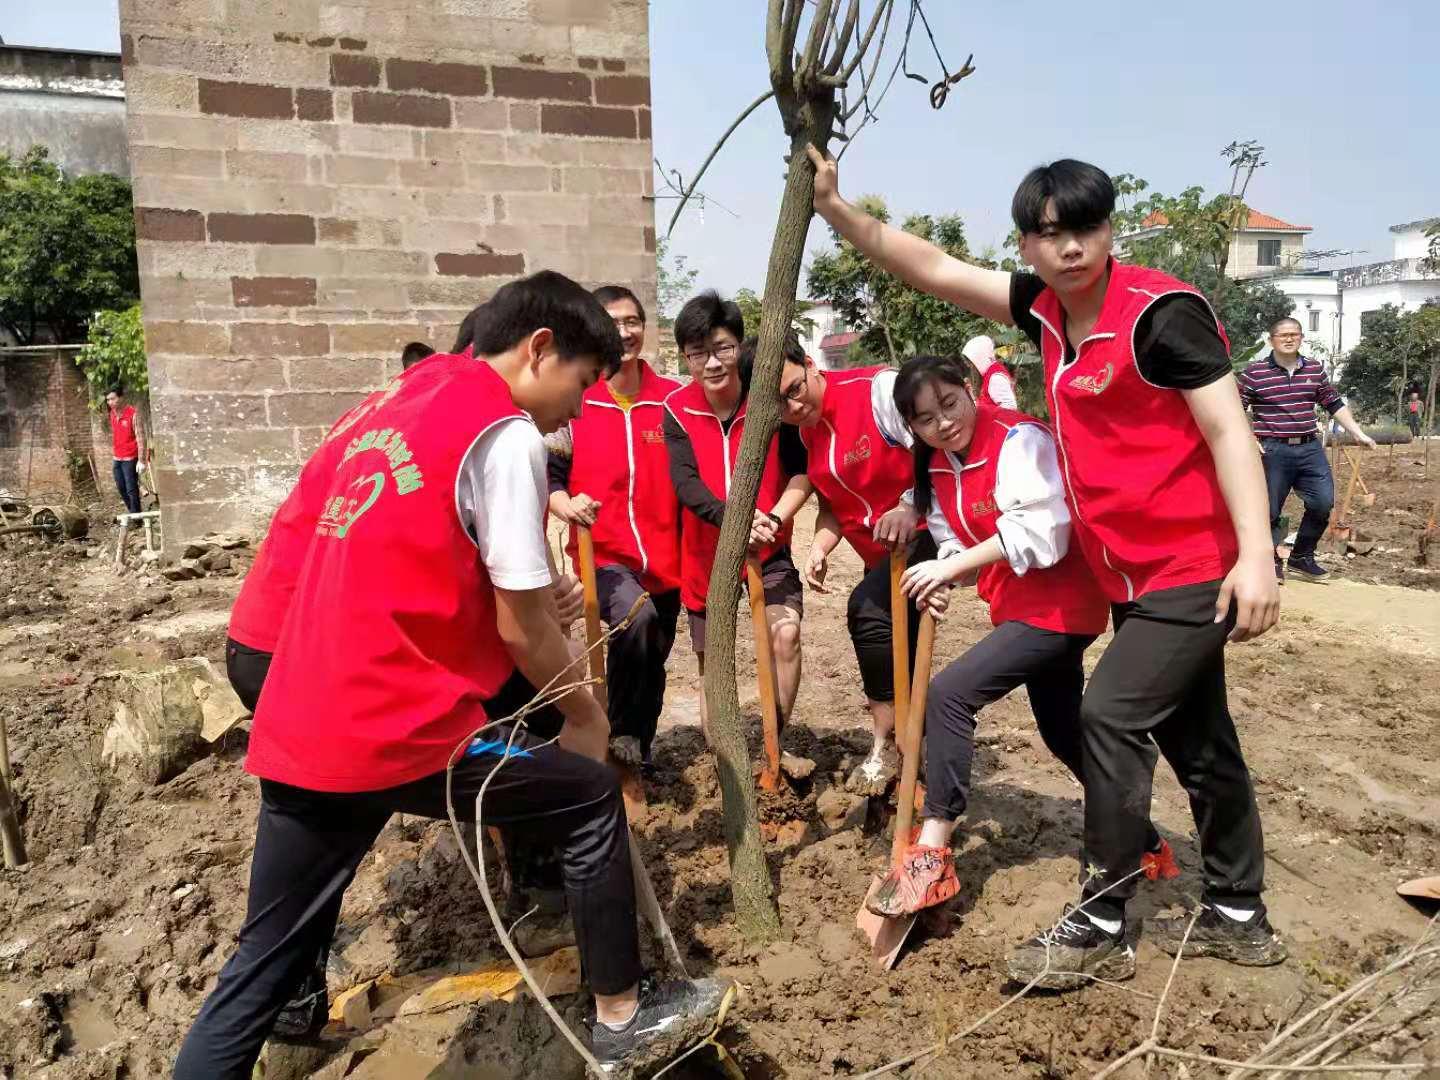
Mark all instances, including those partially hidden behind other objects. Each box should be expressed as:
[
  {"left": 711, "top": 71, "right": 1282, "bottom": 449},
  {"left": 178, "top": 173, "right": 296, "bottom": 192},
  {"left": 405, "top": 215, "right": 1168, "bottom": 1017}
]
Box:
[
  {"left": 799, "top": 0, "right": 839, "bottom": 87},
  {"left": 823, "top": 0, "right": 861, "bottom": 75},
  {"left": 663, "top": 88, "right": 777, "bottom": 238},
  {"left": 836, "top": 0, "right": 896, "bottom": 84}
]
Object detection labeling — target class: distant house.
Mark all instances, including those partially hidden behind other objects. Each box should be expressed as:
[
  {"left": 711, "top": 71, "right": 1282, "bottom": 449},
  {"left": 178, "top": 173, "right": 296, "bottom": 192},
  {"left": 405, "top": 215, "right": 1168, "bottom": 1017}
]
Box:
[
  {"left": 1122, "top": 208, "right": 1313, "bottom": 280},
  {"left": 1336, "top": 219, "right": 1440, "bottom": 354},
  {"left": 0, "top": 43, "right": 127, "bottom": 176}
]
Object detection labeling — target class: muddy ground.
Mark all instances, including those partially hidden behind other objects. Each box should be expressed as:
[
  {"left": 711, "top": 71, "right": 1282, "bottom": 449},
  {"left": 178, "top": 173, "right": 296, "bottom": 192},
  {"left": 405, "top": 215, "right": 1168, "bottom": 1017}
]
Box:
[{"left": 0, "top": 455, "right": 1437, "bottom": 1078}]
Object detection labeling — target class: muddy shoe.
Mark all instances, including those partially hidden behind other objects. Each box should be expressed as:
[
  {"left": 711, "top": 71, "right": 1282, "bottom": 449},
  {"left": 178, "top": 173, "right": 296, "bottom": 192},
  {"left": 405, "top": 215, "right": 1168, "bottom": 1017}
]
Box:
[
  {"left": 1006, "top": 905, "right": 1134, "bottom": 990},
  {"left": 1149, "top": 903, "right": 1287, "bottom": 966},
  {"left": 272, "top": 950, "right": 328, "bottom": 1041},
  {"left": 609, "top": 735, "right": 643, "bottom": 766},
  {"left": 866, "top": 844, "right": 959, "bottom": 917},
  {"left": 1287, "top": 553, "right": 1329, "bottom": 580},
  {"left": 779, "top": 751, "right": 815, "bottom": 781},
  {"left": 845, "top": 744, "right": 899, "bottom": 796},
  {"left": 592, "top": 975, "right": 733, "bottom": 1075},
  {"left": 1141, "top": 837, "right": 1181, "bottom": 881}
]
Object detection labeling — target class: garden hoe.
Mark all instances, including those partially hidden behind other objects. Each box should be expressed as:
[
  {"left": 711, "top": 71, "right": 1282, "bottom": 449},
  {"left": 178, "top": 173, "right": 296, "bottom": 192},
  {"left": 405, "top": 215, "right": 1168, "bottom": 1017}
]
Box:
[
  {"left": 577, "top": 525, "right": 647, "bottom": 820},
  {"left": 856, "top": 611, "right": 937, "bottom": 969}
]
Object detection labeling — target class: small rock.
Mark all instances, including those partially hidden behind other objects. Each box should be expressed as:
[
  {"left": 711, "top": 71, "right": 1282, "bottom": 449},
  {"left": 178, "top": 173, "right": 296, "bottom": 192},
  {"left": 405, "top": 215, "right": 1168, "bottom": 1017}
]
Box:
[
  {"left": 780, "top": 752, "right": 815, "bottom": 781},
  {"left": 122, "top": 598, "right": 153, "bottom": 622},
  {"left": 181, "top": 541, "right": 212, "bottom": 560},
  {"left": 198, "top": 550, "right": 232, "bottom": 573},
  {"left": 161, "top": 562, "right": 201, "bottom": 582},
  {"left": 171, "top": 884, "right": 195, "bottom": 901}
]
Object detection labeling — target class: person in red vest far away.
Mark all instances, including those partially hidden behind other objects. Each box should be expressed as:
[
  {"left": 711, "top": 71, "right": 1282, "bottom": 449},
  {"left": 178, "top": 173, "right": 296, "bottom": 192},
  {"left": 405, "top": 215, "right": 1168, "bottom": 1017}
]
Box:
[
  {"left": 865, "top": 354, "right": 1178, "bottom": 922},
  {"left": 809, "top": 143, "right": 1285, "bottom": 990},
  {"left": 547, "top": 285, "right": 683, "bottom": 773},
  {"left": 960, "top": 334, "right": 1019, "bottom": 410},
  {"left": 662, "top": 293, "right": 812, "bottom": 757},
  {"left": 769, "top": 343, "right": 934, "bottom": 796},
  {"left": 174, "top": 272, "right": 730, "bottom": 1080},
  {"left": 105, "top": 387, "right": 146, "bottom": 515}
]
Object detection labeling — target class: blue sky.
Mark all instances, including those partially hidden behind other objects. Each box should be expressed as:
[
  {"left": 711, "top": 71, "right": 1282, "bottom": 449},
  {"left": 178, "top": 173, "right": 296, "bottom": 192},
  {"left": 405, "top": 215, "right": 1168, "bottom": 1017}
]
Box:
[{"left": 9, "top": 1, "right": 1436, "bottom": 299}]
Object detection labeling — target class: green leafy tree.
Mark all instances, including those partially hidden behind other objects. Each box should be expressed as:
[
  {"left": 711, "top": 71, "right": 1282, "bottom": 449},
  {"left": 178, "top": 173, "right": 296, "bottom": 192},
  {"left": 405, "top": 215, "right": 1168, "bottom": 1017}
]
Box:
[
  {"left": 655, "top": 236, "right": 699, "bottom": 327},
  {"left": 1421, "top": 219, "right": 1440, "bottom": 276},
  {"left": 77, "top": 303, "right": 148, "bottom": 403},
  {"left": 733, "top": 287, "right": 815, "bottom": 341},
  {"left": 807, "top": 196, "right": 999, "bottom": 365},
  {"left": 0, "top": 146, "right": 139, "bottom": 343},
  {"left": 1337, "top": 303, "right": 1440, "bottom": 425}
]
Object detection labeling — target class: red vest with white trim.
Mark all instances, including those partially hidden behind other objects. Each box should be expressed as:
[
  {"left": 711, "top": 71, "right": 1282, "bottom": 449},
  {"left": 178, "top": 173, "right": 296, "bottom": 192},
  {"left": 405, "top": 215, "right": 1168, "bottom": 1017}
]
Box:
[
  {"left": 229, "top": 364, "right": 440, "bottom": 652},
  {"left": 110, "top": 405, "right": 139, "bottom": 459},
  {"left": 1031, "top": 262, "right": 1238, "bottom": 602},
  {"left": 564, "top": 360, "right": 682, "bottom": 594},
  {"left": 979, "top": 364, "right": 1011, "bottom": 405},
  {"left": 799, "top": 366, "right": 917, "bottom": 569},
  {"left": 928, "top": 401, "right": 1109, "bottom": 635},
  {"left": 245, "top": 355, "right": 524, "bottom": 792},
  {"left": 664, "top": 380, "right": 792, "bottom": 613}
]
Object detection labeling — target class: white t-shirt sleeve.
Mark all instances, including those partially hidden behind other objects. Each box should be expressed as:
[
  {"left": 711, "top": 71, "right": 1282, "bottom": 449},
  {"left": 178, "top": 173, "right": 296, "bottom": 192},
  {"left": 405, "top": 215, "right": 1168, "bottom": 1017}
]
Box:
[
  {"left": 993, "top": 424, "right": 1072, "bottom": 575},
  {"left": 870, "top": 369, "right": 914, "bottom": 450},
  {"left": 456, "top": 417, "right": 554, "bottom": 590},
  {"left": 983, "top": 367, "right": 1019, "bottom": 410}
]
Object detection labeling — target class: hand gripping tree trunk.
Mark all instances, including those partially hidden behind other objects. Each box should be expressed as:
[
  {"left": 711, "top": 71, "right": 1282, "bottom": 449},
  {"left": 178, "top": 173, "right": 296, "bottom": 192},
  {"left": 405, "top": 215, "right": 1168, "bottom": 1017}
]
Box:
[{"left": 698, "top": 0, "right": 892, "bottom": 942}]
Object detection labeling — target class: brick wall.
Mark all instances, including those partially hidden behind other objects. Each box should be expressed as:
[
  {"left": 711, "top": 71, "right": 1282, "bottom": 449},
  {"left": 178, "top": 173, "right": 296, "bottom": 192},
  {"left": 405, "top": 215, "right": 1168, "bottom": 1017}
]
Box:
[
  {"left": 0, "top": 348, "right": 102, "bottom": 501},
  {"left": 118, "top": 0, "right": 656, "bottom": 547}
]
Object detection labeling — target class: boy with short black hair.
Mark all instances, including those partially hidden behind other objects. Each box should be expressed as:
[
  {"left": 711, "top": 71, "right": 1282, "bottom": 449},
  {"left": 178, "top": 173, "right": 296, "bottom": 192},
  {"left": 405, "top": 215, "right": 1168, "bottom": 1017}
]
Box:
[
  {"left": 807, "top": 145, "right": 1285, "bottom": 988},
  {"left": 175, "top": 271, "right": 728, "bottom": 1078},
  {"left": 547, "top": 284, "right": 684, "bottom": 771}
]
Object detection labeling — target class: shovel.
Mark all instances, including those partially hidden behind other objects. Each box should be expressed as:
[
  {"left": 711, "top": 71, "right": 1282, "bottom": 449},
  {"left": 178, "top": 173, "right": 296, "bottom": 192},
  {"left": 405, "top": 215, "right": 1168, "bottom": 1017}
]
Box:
[
  {"left": 746, "top": 557, "right": 784, "bottom": 792},
  {"left": 888, "top": 547, "right": 911, "bottom": 749},
  {"left": 856, "top": 611, "right": 937, "bottom": 969},
  {"left": 577, "top": 526, "right": 646, "bottom": 819}
]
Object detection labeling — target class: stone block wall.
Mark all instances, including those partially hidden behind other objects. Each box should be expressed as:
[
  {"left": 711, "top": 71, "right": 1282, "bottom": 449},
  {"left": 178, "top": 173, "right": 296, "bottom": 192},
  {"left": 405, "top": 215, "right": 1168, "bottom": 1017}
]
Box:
[{"left": 117, "top": 0, "right": 655, "bottom": 545}]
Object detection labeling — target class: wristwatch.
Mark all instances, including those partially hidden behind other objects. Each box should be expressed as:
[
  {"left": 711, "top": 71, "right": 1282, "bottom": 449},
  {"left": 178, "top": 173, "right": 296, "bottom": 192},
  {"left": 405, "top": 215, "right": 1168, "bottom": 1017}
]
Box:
[{"left": 764, "top": 511, "right": 782, "bottom": 528}]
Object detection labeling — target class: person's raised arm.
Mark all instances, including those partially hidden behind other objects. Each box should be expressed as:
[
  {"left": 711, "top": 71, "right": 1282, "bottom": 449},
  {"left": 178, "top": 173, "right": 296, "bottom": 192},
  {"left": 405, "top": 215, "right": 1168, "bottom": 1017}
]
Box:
[{"left": 808, "top": 145, "right": 1014, "bottom": 325}]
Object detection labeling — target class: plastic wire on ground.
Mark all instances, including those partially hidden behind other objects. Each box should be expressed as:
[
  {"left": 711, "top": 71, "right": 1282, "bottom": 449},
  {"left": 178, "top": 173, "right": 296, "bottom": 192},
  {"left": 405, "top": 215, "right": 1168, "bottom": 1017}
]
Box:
[
  {"left": 442, "top": 595, "right": 653, "bottom": 1078},
  {"left": 853, "top": 867, "right": 1147, "bottom": 1079}
]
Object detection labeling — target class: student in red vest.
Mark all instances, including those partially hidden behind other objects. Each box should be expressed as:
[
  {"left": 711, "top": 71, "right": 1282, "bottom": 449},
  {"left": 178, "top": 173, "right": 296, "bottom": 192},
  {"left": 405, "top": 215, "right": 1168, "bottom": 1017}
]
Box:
[
  {"left": 662, "top": 294, "right": 811, "bottom": 739},
  {"left": 770, "top": 345, "right": 934, "bottom": 794},
  {"left": 174, "top": 273, "right": 729, "bottom": 1079},
  {"left": 105, "top": 387, "right": 146, "bottom": 515},
  {"left": 547, "top": 285, "right": 683, "bottom": 771},
  {"left": 865, "top": 355, "right": 1177, "bottom": 921},
  {"left": 808, "top": 145, "right": 1284, "bottom": 987},
  {"left": 961, "top": 334, "right": 1019, "bottom": 409}
]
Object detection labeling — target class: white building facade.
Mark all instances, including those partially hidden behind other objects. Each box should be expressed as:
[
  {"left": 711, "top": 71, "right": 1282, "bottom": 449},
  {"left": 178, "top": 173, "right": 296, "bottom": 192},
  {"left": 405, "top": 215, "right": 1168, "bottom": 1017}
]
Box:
[{"left": 1336, "top": 219, "right": 1440, "bottom": 354}]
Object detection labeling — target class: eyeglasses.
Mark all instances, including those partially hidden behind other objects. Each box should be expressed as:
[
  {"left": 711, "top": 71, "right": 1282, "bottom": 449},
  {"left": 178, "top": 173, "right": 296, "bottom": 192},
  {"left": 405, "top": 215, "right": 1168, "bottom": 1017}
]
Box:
[
  {"left": 612, "top": 316, "right": 644, "bottom": 332},
  {"left": 780, "top": 366, "right": 810, "bottom": 403},
  {"left": 682, "top": 342, "right": 738, "bottom": 366},
  {"left": 910, "top": 392, "right": 970, "bottom": 434},
  {"left": 1272, "top": 331, "right": 1302, "bottom": 341}
]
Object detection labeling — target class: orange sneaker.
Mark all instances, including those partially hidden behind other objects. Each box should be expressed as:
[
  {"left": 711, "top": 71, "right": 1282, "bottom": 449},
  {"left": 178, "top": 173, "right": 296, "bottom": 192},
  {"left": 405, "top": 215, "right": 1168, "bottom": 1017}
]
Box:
[
  {"left": 1141, "top": 838, "right": 1180, "bottom": 881},
  {"left": 865, "top": 844, "right": 960, "bottom": 917}
]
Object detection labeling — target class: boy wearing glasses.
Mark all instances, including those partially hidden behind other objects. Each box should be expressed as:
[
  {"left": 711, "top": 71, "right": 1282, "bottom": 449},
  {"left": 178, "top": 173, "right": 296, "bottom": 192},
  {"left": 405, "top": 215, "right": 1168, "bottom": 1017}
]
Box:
[
  {"left": 662, "top": 295, "right": 811, "bottom": 741},
  {"left": 771, "top": 339, "right": 932, "bottom": 795},
  {"left": 806, "top": 144, "right": 1284, "bottom": 989},
  {"left": 1238, "top": 316, "right": 1375, "bottom": 582},
  {"left": 547, "top": 285, "right": 683, "bottom": 770}
]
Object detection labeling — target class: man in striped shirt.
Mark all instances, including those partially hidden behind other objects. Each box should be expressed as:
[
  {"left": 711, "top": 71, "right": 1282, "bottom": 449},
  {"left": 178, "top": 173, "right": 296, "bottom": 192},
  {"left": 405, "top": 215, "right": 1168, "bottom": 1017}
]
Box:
[{"left": 1238, "top": 317, "right": 1375, "bottom": 581}]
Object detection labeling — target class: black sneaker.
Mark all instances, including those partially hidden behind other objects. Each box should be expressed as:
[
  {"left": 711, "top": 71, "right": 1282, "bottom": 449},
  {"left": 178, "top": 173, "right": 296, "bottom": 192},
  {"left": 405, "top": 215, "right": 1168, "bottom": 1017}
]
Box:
[
  {"left": 1149, "top": 903, "right": 1287, "bottom": 966},
  {"left": 591, "top": 975, "right": 732, "bottom": 1075},
  {"left": 272, "top": 949, "right": 329, "bottom": 1040},
  {"left": 1287, "top": 553, "right": 1328, "bottom": 580},
  {"left": 1005, "top": 904, "right": 1135, "bottom": 990},
  {"left": 1274, "top": 557, "right": 1285, "bottom": 585}
]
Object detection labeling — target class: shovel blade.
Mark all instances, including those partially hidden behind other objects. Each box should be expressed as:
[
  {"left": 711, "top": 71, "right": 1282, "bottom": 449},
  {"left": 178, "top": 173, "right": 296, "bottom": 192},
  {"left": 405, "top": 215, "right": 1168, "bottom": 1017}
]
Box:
[{"left": 856, "top": 875, "right": 919, "bottom": 970}]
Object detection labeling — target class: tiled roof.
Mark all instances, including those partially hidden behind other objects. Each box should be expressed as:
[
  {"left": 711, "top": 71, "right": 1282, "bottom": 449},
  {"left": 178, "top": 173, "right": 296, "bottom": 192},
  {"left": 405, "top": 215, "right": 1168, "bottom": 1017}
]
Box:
[{"left": 1141, "top": 209, "right": 1311, "bottom": 232}]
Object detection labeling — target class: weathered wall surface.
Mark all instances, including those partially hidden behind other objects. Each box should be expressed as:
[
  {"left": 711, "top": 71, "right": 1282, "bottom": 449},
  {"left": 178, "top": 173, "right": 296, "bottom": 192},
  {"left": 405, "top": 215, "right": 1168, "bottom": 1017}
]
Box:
[
  {"left": 0, "top": 46, "right": 129, "bottom": 176},
  {"left": 118, "top": 0, "right": 655, "bottom": 545},
  {"left": 0, "top": 348, "right": 102, "bottom": 501}
]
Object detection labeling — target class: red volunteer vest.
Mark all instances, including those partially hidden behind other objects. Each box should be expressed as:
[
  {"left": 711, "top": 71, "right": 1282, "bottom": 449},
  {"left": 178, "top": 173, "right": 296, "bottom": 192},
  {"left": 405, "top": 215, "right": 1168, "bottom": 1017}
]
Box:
[
  {"left": 1032, "top": 262, "right": 1238, "bottom": 602},
  {"left": 245, "top": 356, "right": 524, "bottom": 792},
  {"left": 230, "top": 364, "right": 437, "bottom": 652},
  {"left": 800, "top": 366, "right": 917, "bottom": 569},
  {"left": 110, "top": 405, "right": 139, "bottom": 459},
  {"left": 564, "top": 361, "right": 682, "bottom": 594},
  {"left": 664, "top": 381, "right": 792, "bottom": 613},
  {"left": 979, "top": 364, "right": 1011, "bottom": 405},
  {"left": 929, "top": 402, "right": 1109, "bottom": 635}
]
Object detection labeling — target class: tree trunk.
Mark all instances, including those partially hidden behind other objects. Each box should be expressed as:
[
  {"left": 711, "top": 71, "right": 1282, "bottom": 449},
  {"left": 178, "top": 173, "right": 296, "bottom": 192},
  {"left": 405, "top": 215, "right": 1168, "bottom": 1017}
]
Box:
[{"left": 701, "top": 113, "right": 830, "bottom": 942}]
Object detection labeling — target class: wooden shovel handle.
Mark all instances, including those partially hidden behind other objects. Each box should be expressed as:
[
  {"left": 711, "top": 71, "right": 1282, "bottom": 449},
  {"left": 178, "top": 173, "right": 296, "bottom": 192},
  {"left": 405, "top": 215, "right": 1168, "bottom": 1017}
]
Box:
[
  {"left": 890, "top": 612, "right": 936, "bottom": 868},
  {"left": 576, "top": 526, "right": 607, "bottom": 712},
  {"left": 889, "top": 547, "right": 910, "bottom": 749},
  {"left": 747, "top": 557, "right": 783, "bottom": 791}
]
